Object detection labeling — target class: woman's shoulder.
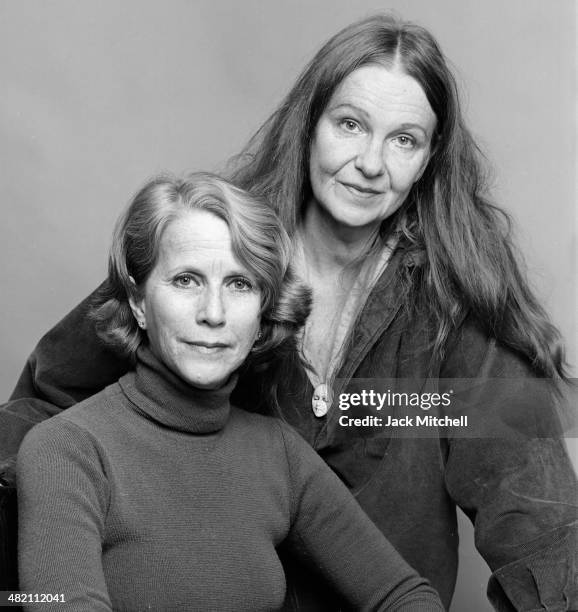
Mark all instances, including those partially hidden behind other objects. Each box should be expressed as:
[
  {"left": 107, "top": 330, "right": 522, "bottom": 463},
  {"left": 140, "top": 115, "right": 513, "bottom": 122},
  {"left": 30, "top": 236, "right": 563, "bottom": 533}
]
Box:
[
  {"left": 18, "top": 382, "right": 125, "bottom": 456},
  {"left": 442, "top": 313, "right": 537, "bottom": 378},
  {"left": 58, "top": 381, "right": 126, "bottom": 427},
  {"left": 16, "top": 389, "right": 114, "bottom": 506}
]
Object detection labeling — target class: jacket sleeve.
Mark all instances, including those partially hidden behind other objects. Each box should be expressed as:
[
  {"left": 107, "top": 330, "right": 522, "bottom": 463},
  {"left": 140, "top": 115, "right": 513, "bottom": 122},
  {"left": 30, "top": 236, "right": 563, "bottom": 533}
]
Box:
[
  {"left": 279, "top": 422, "right": 444, "bottom": 612},
  {"left": 440, "top": 321, "right": 578, "bottom": 610},
  {"left": 0, "top": 284, "right": 130, "bottom": 464},
  {"left": 17, "top": 418, "right": 112, "bottom": 611}
]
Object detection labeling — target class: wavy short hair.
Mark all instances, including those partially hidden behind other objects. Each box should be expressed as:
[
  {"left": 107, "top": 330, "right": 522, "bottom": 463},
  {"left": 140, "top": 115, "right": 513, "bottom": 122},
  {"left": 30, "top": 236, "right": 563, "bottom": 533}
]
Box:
[{"left": 90, "top": 172, "right": 311, "bottom": 360}]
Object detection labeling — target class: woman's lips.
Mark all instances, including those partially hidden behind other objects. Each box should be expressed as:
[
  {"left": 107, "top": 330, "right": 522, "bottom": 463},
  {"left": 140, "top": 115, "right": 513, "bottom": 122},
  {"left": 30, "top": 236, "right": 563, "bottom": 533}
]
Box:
[
  {"left": 186, "top": 341, "right": 229, "bottom": 354},
  {"left": 340, "top": 181, "right": 384, "bottom": 197}
]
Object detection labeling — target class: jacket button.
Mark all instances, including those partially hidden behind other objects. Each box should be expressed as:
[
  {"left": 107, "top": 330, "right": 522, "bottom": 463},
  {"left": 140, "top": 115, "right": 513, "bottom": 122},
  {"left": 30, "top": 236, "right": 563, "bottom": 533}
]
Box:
[{"left": 312, "top": 383, "right": 328, "bottom": 417}]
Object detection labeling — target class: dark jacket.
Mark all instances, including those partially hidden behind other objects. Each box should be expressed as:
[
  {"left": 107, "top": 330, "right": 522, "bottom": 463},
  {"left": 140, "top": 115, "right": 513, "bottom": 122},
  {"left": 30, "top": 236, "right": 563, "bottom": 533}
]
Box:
[{"left": 1, "top": 248, "right": 577, "bottom": 610}]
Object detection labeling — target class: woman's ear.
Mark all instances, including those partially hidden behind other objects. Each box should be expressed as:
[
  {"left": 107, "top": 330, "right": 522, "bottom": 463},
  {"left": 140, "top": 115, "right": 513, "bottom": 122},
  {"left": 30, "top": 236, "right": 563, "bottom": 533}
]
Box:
[{"left": 127, "top": 276, "right": 146, "bottom": 326}]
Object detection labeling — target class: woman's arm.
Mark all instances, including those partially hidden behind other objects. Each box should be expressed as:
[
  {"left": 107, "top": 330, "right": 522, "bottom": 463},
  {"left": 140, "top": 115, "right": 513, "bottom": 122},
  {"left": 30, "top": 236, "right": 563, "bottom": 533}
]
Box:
[
  {"left": 0, "top": 284, "right": 130, "bottom": 466},
  {"left": 17, "top": 418, "right": 112, "bottom": 611},
  {"left": 441, "top": 321, "right": 578, "bottom": 610},
  {"left": 279, "top": 423, "right": 444, "bottom": 611}
]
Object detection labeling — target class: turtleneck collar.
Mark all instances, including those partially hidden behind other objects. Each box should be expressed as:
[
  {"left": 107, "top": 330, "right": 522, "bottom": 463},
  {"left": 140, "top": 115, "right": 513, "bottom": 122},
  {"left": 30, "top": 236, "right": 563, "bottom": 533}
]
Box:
[{"left": 118, "top": 344, "right": 236, "bottom": 434}]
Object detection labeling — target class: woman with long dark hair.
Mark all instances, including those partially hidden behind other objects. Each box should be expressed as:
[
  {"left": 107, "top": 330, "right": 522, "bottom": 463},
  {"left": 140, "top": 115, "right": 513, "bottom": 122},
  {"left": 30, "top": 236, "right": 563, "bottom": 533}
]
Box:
[{"left": 2, "top": 14, "right": 576, "bottom": 610}]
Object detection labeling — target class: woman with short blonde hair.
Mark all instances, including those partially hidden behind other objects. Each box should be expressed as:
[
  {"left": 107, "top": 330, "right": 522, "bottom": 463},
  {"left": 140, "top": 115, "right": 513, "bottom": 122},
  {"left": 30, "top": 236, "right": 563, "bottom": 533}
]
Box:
[{"left": 17, "top": 172, "right": 443, "bottom": 610}]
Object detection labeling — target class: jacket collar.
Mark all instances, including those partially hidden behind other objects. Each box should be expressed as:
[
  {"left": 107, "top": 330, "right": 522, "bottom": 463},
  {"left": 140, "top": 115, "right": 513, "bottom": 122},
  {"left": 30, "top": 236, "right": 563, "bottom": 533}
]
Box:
[{"left": 336, "top": 244, "right": 420, "bottom": 384}]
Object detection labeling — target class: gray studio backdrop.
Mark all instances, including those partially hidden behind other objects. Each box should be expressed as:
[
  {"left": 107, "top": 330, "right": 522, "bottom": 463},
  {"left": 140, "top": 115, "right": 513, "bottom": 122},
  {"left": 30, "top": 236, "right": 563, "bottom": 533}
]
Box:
[{"left": 0, "top": 1, "right": 576, "bottom": 610}]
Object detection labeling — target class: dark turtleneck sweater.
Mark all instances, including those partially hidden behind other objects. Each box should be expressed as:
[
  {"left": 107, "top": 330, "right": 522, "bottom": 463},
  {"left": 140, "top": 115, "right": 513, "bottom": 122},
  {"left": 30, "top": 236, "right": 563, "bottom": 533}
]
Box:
[{"left": 17, "top": 347, "right": 442, "bottom": 611}]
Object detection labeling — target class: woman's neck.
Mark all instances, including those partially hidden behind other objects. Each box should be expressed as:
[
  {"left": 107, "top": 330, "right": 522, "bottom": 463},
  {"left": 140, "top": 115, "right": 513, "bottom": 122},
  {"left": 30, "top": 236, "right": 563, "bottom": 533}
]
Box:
[
  {"left": 121, "top": 344, "right": 235, "bottom": 435},
  {"left": 300, "top": 201, "right": 381, "bottom": 275}
]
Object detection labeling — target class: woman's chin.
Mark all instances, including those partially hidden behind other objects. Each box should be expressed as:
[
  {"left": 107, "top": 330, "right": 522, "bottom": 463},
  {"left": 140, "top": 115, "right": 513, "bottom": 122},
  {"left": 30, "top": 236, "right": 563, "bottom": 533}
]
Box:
[
  {"left": 171, "top": 362, "right": 234, "bottom": 390},
  {"left": 317, "top": 202, "right": 391, "bottom": 234},
  {"left": 190, "top": 374, "right": 231, "bottom": 389}
]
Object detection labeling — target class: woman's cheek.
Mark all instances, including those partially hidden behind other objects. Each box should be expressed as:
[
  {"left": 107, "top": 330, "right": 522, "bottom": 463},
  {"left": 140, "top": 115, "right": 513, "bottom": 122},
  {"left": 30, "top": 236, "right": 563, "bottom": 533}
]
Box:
[
  {"left": 323, "top": 135, "right": 351, "bottom": 173},
  {"left": 238, "top": 306, "right": 261, "bottom": 354},
  {"left": 311, "top": 123, "right": 344, "bottom": 177}
]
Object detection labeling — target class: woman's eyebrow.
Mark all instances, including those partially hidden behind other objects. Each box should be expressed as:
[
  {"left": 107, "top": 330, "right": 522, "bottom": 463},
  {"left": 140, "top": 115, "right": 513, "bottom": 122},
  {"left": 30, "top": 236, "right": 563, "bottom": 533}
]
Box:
[
  {"left": 164, "top": 265, "right": 201, "bottom": 277},
  {"left": 225, "top": 269, "right": 257, "bottom": 279},
  {"left": 165, "top": 265, "right": 254, "bottom": 278},
  {"left": 327, "top": 102, "right": 369, "bottom": 119},
  {"left": 397, "top": 122, "right": 429, "bottom": 136}
]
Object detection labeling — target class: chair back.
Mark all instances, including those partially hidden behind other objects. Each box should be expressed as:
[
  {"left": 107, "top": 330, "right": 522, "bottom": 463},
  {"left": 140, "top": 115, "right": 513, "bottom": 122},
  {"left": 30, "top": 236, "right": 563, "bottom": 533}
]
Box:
[{"left": 0, "top": 486, "right": 18, "bottom": 590}]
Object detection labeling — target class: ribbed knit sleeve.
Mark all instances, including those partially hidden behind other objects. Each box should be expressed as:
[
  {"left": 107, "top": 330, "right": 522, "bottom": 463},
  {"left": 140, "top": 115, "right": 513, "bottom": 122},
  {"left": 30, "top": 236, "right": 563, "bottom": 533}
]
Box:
[
  {"left": 279, "top": 422, "right": 444, "bottom": 611},
  {"left": 17, "top": 418, "right": 112, "bottom": 611}
]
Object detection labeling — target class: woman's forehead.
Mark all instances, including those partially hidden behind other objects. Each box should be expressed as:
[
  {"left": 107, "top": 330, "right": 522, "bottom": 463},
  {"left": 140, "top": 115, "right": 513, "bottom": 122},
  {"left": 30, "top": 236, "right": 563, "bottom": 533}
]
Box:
[
  {"left": 327, "top": 64, "right": 436, "bottom": 129},
  {"left": 154, "top": 210, "right": 261, "bottom": 281},
  {"left": 158, "top": 211, "right": 234, "bottom": 264}
]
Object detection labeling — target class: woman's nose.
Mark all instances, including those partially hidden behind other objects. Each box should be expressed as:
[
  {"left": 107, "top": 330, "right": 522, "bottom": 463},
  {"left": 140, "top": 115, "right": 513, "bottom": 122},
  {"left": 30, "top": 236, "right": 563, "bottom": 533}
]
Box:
[
  {"left": 354, "top": 138, "right": 386, "bottom": 178},
  {"left": 196, "top": 287, "right": 226, "bottom": 327}
]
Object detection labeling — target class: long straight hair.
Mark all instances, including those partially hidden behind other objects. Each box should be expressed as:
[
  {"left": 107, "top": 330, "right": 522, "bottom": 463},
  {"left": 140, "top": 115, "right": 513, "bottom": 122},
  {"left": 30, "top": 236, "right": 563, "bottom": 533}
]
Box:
[{"left": 228, "top": 14, "right": 566, "bottom": 377}]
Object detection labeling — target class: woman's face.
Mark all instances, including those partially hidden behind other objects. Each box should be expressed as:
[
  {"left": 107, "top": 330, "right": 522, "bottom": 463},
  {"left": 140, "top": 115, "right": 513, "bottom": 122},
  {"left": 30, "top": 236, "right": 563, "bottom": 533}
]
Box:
[
  {"left": 308, "top": 64, "right": 437, "bottom": 231},
  {"left": 130, "top": 209, "right": 262, "bottom": 389}
]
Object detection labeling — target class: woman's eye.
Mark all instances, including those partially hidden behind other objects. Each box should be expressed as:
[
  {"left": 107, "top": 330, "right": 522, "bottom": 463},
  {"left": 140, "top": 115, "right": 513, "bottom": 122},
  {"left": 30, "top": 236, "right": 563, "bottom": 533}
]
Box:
[
  {"left": 339, "top": 119, "right": 361, "bottom": 133},
  {"left": 229, "top": 277, "right": 253, "bottom": 292},
  {"left": 174, "top": 274, "right": 198, "bottom": 288},
  {"left": 394, "top": 135, "right": 416, "bottom": 148}
]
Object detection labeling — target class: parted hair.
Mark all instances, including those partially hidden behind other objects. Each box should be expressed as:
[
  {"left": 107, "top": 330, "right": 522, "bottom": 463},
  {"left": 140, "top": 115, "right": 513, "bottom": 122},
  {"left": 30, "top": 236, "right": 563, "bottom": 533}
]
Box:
[
  {"left": 229, "top": 13, "right": 565, "bottom": 376},
  {"left": 90, "top": 172, "right": 311, "bottom": 360}
]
